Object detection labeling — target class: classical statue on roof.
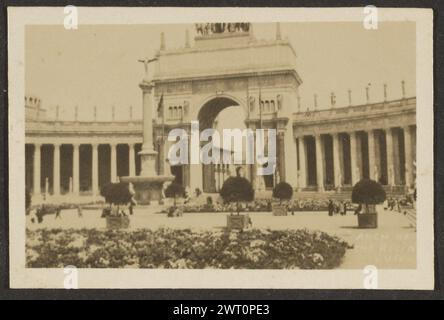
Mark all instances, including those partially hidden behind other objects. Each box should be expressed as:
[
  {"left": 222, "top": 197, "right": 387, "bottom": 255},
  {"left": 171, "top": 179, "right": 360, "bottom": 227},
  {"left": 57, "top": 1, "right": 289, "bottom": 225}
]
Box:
[{"left": 195, "top": 23, "right": 250, "bottom": 36}]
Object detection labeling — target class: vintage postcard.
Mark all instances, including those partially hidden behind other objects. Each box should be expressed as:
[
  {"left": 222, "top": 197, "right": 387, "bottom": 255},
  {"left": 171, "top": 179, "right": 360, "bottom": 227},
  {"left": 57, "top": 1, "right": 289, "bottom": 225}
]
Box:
[{"left": 8, "top": 7, "right": 433, "bottom": 289}]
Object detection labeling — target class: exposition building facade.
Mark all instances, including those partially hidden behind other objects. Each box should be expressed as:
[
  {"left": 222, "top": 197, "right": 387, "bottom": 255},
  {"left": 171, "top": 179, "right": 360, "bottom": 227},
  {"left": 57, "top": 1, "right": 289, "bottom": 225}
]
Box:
[{"left": 25, "top": 24, "right": 416, "bottom": 201}]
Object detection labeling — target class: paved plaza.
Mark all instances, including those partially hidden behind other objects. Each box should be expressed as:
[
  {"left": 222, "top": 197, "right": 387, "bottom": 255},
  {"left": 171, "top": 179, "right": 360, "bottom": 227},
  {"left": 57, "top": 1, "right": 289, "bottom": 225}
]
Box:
[{"left": 27, "top": 207, "right": 416, "bottom": 269}]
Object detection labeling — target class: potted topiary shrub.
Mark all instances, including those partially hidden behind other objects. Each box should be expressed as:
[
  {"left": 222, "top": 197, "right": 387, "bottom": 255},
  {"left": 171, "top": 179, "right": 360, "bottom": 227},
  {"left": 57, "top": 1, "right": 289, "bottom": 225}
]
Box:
[
  {"left": 272, "top": 182, "right": 293, "bottom": 216},
  {"left": 164, "top": 182, "right": 185, "bottom": 217},
  {"left": 100, "top": 182, "right": 133, "bottom": 229},
  {"left": 351, "top": 179, "right": 386, "bottom": 228},
  {"left": 220, "top": 176, "right": 254, "bottom": 230}
]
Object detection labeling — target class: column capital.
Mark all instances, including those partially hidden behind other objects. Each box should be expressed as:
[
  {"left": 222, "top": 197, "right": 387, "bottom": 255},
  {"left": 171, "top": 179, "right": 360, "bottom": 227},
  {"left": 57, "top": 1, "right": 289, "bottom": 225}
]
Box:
[
  {"left": 139, "top": 81, "right": 154, "bottom": 92},
  {"left": 34, "top": 142, "right": 42, "bottom": 148},
  {"left": 91, "top": 143, "right": 99, "bottom": 149},
  {"left": 53, "top": 142, "right": 61, "bottom": 148},
  {"left": 72, "top": 143, "right": 80, "bottom": 149}
]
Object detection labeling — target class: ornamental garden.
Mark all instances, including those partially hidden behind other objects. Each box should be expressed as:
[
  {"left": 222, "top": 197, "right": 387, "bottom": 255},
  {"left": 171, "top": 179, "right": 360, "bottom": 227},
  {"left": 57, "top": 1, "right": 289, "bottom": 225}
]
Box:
[{"left": 26, "top": 176, "right": 416, "bottom": 269}]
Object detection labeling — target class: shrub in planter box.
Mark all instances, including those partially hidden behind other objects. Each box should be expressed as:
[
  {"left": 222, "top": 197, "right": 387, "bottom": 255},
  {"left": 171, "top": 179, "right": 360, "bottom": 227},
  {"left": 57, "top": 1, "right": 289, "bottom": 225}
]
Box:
[
  {"left": 100, "top": 182, "right": 133, "bottom": 229},
  {"left": 226, "top": 214, "right": 252, "bottom": 230},
  {"left": 167, "top": 206, "right": 183, "bottom": 217},
  {"left": 164, "top": 182, "right": 185, "bottom": 217},
  {"left": 352, "top": 179, "right": 386, "bottom": 229},
  {"left": 164, "top": 182, "right": 185, "bottom": 206},
  {"left": 220, "top": 176, "right": 254, "bottom": 230},
  {"left": 272, "top": 182, "right": 293, "bottom": 216},
  {"left": 106, "top": 215, "right": 130, "bottom": 229}
]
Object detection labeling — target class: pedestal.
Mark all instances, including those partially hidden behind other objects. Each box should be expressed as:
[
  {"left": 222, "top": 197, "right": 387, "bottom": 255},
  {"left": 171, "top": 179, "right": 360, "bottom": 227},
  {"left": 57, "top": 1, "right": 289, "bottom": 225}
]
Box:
[
  {"left": 121, "top": 79, "right": 175, "bottom": 204},
  {"left": 120, "top": 175, "right": 174, "bottom": 204},
  {"left": 120, "top": 149, "right": 174, "bottom": 205}
]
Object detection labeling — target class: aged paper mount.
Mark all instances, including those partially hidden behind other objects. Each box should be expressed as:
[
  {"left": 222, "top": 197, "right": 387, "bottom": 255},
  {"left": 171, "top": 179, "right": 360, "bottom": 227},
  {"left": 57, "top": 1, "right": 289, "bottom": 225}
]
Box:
[{"left": 8, "top": 7, "right": 433, "bottom": 289}]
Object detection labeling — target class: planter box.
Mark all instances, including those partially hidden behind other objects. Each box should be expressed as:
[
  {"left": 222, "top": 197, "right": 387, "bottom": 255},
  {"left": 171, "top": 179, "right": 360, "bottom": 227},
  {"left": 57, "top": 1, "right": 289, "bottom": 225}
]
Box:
[
  {"left": 227, "top": 214, "right": 251, "bottom": 230},
  {"left": 167, "top": 206, "right": 183, "bottom": 217},
  {"left": 272, "top": 204, "right": 288, "bottom": 216},
  {"left": 358, "top": 213, "right": 378, "bottom": 228},
  {"left": 106, "top": 216, "right": 130, "bottom": 229}
]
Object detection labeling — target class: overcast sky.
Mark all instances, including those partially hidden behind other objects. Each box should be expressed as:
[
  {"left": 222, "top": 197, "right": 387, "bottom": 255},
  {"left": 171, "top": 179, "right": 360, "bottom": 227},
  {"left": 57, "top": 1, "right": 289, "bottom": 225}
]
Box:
[{"left": 26, "top": 22, "right": 415, "bottom": 122}]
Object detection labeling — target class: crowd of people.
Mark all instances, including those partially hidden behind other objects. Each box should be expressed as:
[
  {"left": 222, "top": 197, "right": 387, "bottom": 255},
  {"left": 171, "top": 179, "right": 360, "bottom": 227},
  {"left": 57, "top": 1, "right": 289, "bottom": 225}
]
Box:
[
  {"left": 28, "top": 185, "right": 416, "bottom": 222},
  {"left": 161, "top": 196, "right": 357, "bottom": 214},
  {"left": 162, "top": 187, "right": 416, "bottom": 215},
  {"left": 29, "top": 203, "right": 84, "bottom": 224}
]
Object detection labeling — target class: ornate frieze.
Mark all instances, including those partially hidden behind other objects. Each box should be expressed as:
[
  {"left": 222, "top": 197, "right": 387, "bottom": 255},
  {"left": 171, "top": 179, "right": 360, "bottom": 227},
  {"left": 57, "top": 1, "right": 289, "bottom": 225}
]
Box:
[
  {"left": 191, "top": 78, "right": 248, "bottom": 94},
  {"left": 155, "top": 82, "right": 192, "bottom": 96}
]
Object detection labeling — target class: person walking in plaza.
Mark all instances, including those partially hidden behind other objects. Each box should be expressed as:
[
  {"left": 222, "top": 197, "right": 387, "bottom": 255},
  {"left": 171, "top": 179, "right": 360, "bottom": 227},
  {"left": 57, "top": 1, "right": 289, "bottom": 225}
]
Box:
[
  {"left": 339, "top": 201, "right": 346, "bottom": 216},
  {"left": 342, "top": 201, "right": 347, "bottom": 215},
  {"left": 354, "top": 204, "right": 362, "bottom": 215},
  {"left": 328, "top": 200, "right": 334, "bottom": 216},
  {"left": 383, "top": 198, "right": 389, "bottom": 210},
  {"left": 77, "top": 205, "right": 83, "bottom": 218},
  {"left": 55, "top": 206, "right": 61, "bottom": 219},
  {"left": 396, "top": 198, "right": 401, "bottom": 213}
]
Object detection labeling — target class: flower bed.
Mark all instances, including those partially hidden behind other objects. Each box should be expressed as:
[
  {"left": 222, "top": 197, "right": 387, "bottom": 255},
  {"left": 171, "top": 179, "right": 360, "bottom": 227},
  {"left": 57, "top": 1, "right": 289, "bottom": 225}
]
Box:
[{"left": 26, "top": 228, "right": 351, "bottom": 269}]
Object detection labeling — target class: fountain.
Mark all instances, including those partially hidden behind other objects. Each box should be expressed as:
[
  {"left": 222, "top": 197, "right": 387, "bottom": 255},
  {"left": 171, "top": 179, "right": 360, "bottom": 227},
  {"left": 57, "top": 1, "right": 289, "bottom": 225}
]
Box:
[{"left": 120, "top": 59, "right": 174, "bottom": 204}]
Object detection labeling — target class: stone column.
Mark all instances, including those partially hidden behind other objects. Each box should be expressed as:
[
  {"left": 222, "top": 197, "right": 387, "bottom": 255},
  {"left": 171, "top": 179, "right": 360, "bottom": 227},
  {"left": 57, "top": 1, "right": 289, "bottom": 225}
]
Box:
[
  {"left": 110, "top": 143, "right": 117, "bottom": 183},
  {"left": 129, "top": 143, "right": 136, "bottom": 177},
  {"left": 367, "top": 130, "right": 376, "bottom": 180},
  {"left": 349, "top": 131, "right": 359, "bottom": 185},
  {"left": 293, "top": 137, "right": 299, "bottom": 190},
  {"left": 53, "top": 143, "right": 61, "bottom": 196},
  {"left": 33, "top": 143, "right": 41, "bottom": 195},
  {"left": 283, "top": 125, "right": 298, "bottom": 187},
  {"left": 385, "top": 128, "right": 394, "bottom": 186},
  {"left": 92, "top": 143, "right": 99, "bottom": 196},
  {"left": 374, "top": 130, "right": 382, "bottom": 180},
  {"left": 332, "top": 133, "right": 341, "bottom": 188},
  {"left": 277, "top": 131, "right": 286, "bottom": 183},
  {"left": 139, "top": 82, "right": 158, "bottom": 176},
  {"left": 403, "top": 126, "right": 413, "bottom": 188},
  {"left": 73, "top": 144, "right": 80, "bottom": 195},
  {"left": 298, "top": 137, "right": 307, "bottom": 189},
  {"left": 215, "top": 165, "right": 220, "bottom": 192},
  {"left": 315, "top": 134, "right": 324, "bottom": 192},
  {"left": 392, "top": 129, "right": 401, "bottom": 184}
]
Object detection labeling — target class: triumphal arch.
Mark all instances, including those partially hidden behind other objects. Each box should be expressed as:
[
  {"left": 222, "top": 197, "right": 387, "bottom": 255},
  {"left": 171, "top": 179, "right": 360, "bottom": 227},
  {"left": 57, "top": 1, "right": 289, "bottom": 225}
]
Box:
[{"left": 149, "top": 23, "right": 301, "bottom": 193}]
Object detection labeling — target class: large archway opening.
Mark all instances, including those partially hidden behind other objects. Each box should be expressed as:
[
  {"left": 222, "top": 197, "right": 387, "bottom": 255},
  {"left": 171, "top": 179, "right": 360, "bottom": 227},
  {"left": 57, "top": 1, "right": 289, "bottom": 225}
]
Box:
[{"left": 197, "top": 96, "right": 246, "bottom": 193}]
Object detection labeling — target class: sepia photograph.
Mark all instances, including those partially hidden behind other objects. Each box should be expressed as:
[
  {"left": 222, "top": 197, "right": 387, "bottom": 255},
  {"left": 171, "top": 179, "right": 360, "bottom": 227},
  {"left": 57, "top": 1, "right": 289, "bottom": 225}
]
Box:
[{"left": 7, "top": 6, "right": 434, "bottom": 289}]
